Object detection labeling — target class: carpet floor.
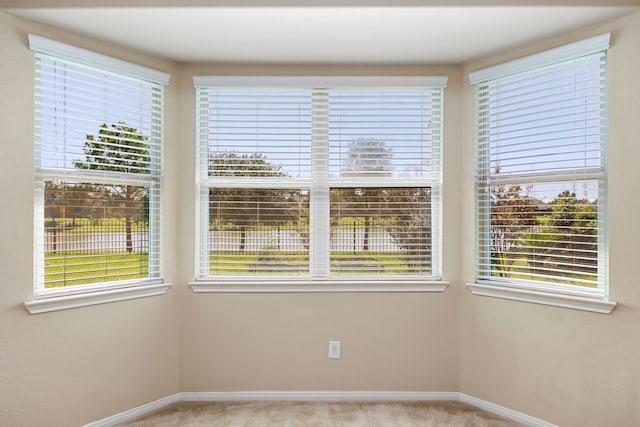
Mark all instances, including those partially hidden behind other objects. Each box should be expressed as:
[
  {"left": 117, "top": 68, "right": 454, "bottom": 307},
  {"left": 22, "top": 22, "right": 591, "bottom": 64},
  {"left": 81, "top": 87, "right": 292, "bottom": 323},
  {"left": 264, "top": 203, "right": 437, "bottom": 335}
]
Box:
[{"left": 120, "top": 401, "right": 522, "bottom": 426}]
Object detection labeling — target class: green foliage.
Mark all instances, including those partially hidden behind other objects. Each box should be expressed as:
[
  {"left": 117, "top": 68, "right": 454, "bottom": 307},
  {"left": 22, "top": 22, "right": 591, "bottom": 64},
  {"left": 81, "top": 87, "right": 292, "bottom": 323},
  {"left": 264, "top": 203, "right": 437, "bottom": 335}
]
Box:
[
  {"left": 44, "top": 181, "right": 102, "bottom": 220},
  {"left": 382, "top": 188, "right": 431, "bottom": 273},
  {"left": 70, "top": 123, "right": 151, "bottom": 253},
  {"left": 209, "top": 152, "right": 287, "bottom": 177},
  {"left": 518, "top": 191, "right": 598, "bottom": 283},
  {"left": 74, "top": 122, "right": 150, "bottom": 174},
  {"left": 489, "top": 183, "right": 537, "bottom": 275},
  {"left": 490, "top": 184, "right": 599, "bottom": 286},
  {"left": 208, "top": 152, "right": 308, "bottom": 251},
  {"left": 336, "top": 139, "right": 392, "bottom": 251},
  {"left": 342, "top": 138, "right": 392, "bottom": 177},
  {"left": 330, "top": 186, "right": 431, "bottom": 273}
]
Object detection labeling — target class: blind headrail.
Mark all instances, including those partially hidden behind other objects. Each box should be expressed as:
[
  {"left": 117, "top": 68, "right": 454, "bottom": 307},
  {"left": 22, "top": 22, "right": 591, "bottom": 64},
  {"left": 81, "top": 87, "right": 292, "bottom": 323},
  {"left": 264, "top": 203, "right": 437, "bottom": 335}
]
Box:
[
  {"left": 193, "top": 75, "right": 448, "bottom": 89},
  {"left": 468, "top": 33, "right": 610, "bottom": 85},
  {"left": 29, "top": 34, "right": 170, "bottom": 85}
]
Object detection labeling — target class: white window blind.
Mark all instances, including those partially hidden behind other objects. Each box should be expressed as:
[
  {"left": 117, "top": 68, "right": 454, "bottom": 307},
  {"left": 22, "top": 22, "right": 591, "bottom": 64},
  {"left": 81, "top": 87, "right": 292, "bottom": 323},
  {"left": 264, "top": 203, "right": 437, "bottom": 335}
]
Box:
[
  {"left": 208, "top": 188, "right": 310, "bottom": 275},
  {"left": 196, "top": 87, "right": 312, "bottom": 277},
  {"left": 330, "top": 187, "right": 433, "bottom": 276},
  {"left": 31, "top": 35, "right": 169, "bottom": 294},
  {"left": 326, "top": 89, "right": 442, "bottom": 277},
  {"left": 195, "top": 77, "right": 445, "bottom": 281},
  {"left": 472, "top": 35, "right": 608, "bottom": 292},
  {"left": 202, "top": 90, "right": 312, "bottom": 178},
  {"left": 327, "top": 89, "right": 441, "bottom": 180}
]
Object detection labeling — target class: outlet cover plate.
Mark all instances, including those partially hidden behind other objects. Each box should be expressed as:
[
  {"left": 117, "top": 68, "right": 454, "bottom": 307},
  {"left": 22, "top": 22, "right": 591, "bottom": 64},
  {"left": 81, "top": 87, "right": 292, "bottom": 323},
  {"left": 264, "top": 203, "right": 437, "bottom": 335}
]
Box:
[{"left": 328, "top": 341, "right": 341, "bottom": 359}]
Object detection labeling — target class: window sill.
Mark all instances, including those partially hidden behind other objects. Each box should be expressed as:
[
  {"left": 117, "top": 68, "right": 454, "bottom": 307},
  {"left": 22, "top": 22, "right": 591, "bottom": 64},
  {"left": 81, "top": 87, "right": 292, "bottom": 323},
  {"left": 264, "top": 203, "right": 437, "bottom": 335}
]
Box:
[
  {"left": 465, "top": 281, "right": 616, "bottom": 314},
  {"left": 189, "top": 279, "right": 449, "bottom": 293},
  {"left": 24, "top": 282, "right": 171, "bottom": 314}
]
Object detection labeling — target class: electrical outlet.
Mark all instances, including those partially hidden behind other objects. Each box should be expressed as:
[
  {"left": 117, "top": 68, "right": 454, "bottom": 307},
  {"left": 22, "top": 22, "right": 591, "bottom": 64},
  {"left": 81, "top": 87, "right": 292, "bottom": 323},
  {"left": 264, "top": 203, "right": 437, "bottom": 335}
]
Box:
[{"left": 328, "top": 340, "right": 341, "bottom": 359}]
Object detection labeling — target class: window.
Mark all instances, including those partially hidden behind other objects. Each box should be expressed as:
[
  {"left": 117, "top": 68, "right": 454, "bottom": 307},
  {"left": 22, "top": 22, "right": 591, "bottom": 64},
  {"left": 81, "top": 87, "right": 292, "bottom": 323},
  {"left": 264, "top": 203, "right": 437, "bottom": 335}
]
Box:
[
  {"left": 469, "top": 34, "right": 614, "bottom": 311},
  {"left": 194, "top": 76, "right": 446, "bottom": 283},
  {"left": 31, "top": 35, "right": 170, "bottom": 296}
]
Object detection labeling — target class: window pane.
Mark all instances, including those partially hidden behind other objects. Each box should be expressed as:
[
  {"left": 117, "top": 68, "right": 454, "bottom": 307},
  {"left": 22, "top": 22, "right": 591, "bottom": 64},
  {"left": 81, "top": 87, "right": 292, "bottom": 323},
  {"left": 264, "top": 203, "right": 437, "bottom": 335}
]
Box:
[
  {"left": 479, "top": 181, "right": 602, "bottom": 288},
  {"left": 36, "top": 55, "right": 162, "bottom": 174},
  {"left": 328, "top": 90, "right": 441, "bottom": 179},
  {"left": 330, "top": 187, "right": 431, "bottom": 276},
  {"left": 208, "top": 188, "right": 310, "bottom": 275},
  {"left": 202, "top": 90, "right": 312, "bottom": 178},
  {"left": 196, "top": 83, "right": 444, "bottom": 281},
  {"left": 479, "top": 54, "right": 605, "bottom": 178},
  {"left": 476, "top": 48, "right": 606, "bottom": 291},
  {"left": 34, "top": 47, "right": 164, "bottom": 293},
  {"left": 42, "top": 181, "right": 151, "bottom": 288}
]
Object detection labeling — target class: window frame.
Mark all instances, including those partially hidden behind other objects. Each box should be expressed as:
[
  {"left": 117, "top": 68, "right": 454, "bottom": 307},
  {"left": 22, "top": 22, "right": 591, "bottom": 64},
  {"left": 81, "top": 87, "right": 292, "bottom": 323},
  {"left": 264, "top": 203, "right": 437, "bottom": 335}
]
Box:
[
  {"left": 467, "top": 33, "right": 616, "bottom": 314},
  {"left": 26, "top": 35, "right": 171, "bottom": 312},
  {"left": 192, "top": 76, "right": 448, "bottom": 291}
]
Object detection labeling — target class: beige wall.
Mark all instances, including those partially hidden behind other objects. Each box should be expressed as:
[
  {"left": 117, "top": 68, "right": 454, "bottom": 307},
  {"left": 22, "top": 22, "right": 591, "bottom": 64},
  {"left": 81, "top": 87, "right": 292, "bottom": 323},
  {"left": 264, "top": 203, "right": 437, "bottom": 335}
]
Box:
[
  {"left": 179, "top": 292, "right": 460, "bottom": 391},
  {"left": 460, "top": 10, "right": 640, "bottom": 426},
  {"left": 0, "top": 13, "right": 181, "bottom": 427},
  {"left": 176, "top": 63, "right": 463, "bottom": 393}
]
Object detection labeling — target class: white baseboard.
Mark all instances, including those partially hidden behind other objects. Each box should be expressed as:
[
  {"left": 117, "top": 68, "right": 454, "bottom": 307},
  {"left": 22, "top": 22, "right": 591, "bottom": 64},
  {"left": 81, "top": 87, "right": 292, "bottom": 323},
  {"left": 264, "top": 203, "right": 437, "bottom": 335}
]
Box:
[
  {"left": 179, "top": 391, "right": 459, "bottom": 402},
  {"left": 83, "top": 394, "right": 180, "bottom": 427},
  {"left": 84, "top": 391, "right": 556, "bottom": 427},
  {"left": 460, "top": 393, "right": 557, "bottom": 427}
]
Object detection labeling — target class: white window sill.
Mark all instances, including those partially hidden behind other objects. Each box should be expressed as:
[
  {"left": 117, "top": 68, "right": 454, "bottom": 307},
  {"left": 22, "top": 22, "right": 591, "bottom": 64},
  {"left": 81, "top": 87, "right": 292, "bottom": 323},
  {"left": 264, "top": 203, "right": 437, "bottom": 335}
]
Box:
[
  {"left": 24, "top": 282, "right": 171, "bottom": 314},
  {"left": 466, "top": 281, "right": 616, "bottom": 314},
  {"left": 189, "top": 279, "right": 449, "bottom": 293}
]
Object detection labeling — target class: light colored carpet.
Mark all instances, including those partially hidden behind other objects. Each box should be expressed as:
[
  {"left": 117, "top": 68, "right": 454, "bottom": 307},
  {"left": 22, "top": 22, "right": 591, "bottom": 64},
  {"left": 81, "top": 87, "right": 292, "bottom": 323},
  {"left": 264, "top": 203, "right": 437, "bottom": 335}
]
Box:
[{"left": 120, "top": 401, "right": 522, "bottom": 426}]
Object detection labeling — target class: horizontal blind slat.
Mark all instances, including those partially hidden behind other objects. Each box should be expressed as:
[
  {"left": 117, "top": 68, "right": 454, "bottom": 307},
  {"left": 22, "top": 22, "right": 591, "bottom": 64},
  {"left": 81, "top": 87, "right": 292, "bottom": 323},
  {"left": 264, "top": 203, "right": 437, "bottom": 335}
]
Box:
[
  {"left": 35, "top": 50, "right": 164, "bottom": 291},
  {"left": 475, "top": 48, "right": 606, "bottom": 290},
  {"left": 197, "top": 84, "right": 443, "bottom": 278}
]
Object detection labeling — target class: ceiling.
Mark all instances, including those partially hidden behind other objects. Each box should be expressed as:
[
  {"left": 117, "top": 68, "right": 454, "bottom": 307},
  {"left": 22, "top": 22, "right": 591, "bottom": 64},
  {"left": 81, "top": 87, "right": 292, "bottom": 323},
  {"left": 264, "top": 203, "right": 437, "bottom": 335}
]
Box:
[{"left": 8, "top": 6, "right": 637, "bottom": 64}]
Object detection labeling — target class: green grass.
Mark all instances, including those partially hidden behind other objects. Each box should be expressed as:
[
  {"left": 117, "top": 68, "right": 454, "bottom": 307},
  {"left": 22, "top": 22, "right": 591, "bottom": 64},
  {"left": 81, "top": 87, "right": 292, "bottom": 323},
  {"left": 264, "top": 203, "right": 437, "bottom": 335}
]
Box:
[
  {"left": 491, "top": 256, "right": 598, "bottom": 288},
  {"left": 44, "top": 252, "right": 148, "bottom": 288},
  {"left": 208, "top": 251, "right": 428, "bottom": 276},
  {"left": 208, "top": 251, "right": 308, "bottom": 275},
  {"left": 207, "top": 216, "right": 385, "bottom": 232},
  {"left": 43, "top": 249, "right": 427, "bottom": 287},
  {"left": 45, "top": 217, "right": 148, "bottom": 233}
]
